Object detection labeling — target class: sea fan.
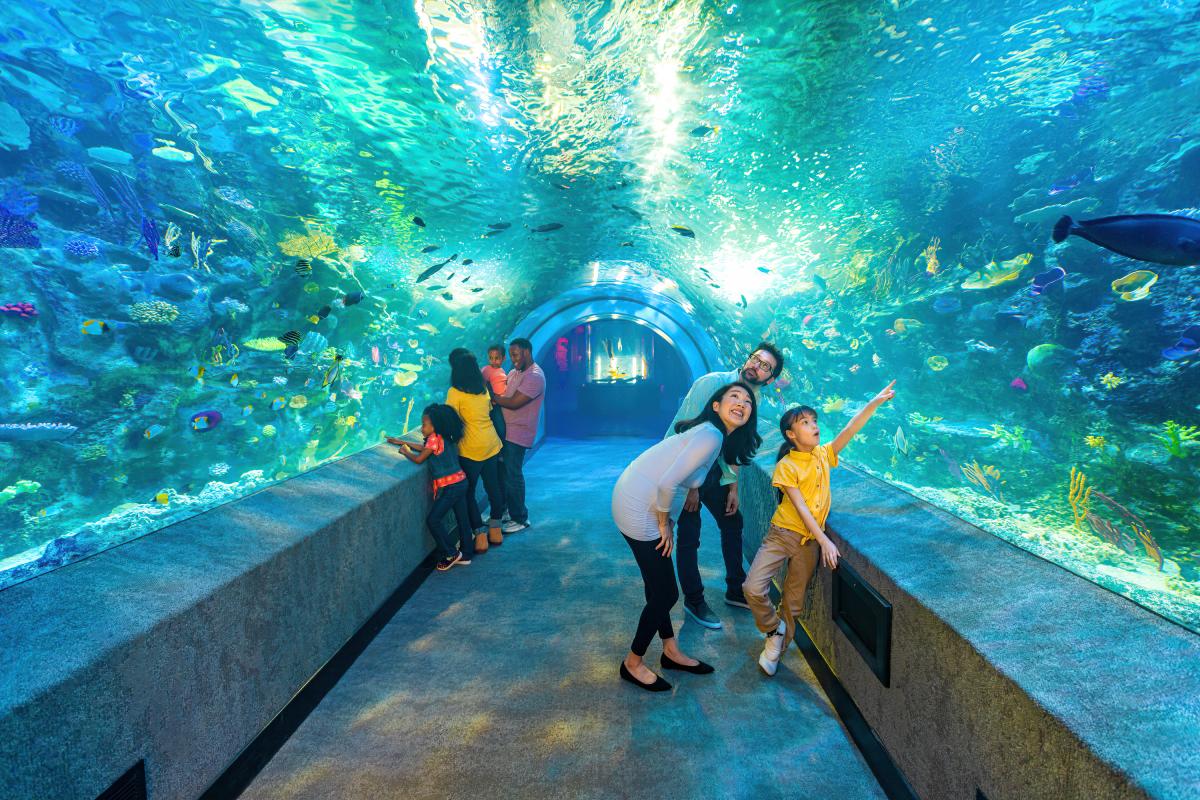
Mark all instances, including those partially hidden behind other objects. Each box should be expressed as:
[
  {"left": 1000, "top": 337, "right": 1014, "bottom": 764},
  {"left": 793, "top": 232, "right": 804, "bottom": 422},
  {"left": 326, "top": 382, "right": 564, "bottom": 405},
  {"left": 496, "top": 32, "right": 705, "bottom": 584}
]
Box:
[{"left": 0, "top": 209, "right": 39, "bottom": 249}]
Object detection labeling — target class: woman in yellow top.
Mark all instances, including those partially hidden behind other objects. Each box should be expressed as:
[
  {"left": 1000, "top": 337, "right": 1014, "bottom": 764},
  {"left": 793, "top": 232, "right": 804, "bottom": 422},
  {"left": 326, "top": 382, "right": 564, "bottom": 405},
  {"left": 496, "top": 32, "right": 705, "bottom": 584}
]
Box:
[
  {"left": 743, "top": 380, "right": 896, "bottom": 676},
  {"left": 446, "top": 349, "right": 506, "bottom": 553}
]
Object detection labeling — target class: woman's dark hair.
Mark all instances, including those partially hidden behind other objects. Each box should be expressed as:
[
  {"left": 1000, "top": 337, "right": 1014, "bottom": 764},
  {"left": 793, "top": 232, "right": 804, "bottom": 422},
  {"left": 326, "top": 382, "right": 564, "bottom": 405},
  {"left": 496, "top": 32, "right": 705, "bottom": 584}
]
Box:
[
  {"left": 674, "top": 381, "right": 762, "bottom": 466},
  {"left": 754, "top": 341, "right": 786, "bottom": 379},
  {"left": 449, "top": 349, "right": 486, "bottom": 394},
  {"left": 423, "top": 403, "right": 464, "bottom": 443},
  {"left": 776, "top": 405, "right": 818, "bottom": 462}
]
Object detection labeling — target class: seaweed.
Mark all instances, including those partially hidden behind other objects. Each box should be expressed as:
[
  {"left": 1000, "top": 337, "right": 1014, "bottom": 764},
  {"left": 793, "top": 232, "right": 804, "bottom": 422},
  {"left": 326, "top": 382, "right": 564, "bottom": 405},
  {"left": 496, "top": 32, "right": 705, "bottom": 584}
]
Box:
[{"left": 1151, "top": 420, "right": 1200, "bottom": 460}]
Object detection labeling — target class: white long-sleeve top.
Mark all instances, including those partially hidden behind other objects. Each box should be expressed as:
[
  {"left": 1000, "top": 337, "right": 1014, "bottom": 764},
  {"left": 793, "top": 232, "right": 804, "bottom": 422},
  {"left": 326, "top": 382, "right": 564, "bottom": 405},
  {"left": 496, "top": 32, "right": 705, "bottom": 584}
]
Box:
[{"left": 612, "top": 422, "right": 724, "bottom": 541}]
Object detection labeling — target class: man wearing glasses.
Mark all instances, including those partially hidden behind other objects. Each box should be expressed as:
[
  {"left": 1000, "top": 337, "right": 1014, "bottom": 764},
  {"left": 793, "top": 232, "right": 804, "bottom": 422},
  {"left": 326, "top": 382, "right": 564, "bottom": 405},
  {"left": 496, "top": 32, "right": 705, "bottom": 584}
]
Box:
[{"left": 665, "top": 342, "right": 785, "bottom": 629}]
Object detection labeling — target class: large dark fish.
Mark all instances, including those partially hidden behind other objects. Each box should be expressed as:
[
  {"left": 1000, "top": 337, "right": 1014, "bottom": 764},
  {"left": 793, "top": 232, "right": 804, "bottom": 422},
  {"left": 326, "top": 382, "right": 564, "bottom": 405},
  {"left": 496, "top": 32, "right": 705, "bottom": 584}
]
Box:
[
  {"left": 1052, "top": 214, "right": 1200, "bottom": 266},
  {"left": 487, "top": 222, "right": 511, "bottom": 230},
  {"left": 421, "top": 244, "right": 440, "bottom": 253},
  {"left": 531, "top": 223, "right": 563, "bottom": 233},
  {"left": 416, "top": 259, "right": 450, "bottom": 283},
  {"left": 412, "top": 216, "right": 425, "bottom": 227}
]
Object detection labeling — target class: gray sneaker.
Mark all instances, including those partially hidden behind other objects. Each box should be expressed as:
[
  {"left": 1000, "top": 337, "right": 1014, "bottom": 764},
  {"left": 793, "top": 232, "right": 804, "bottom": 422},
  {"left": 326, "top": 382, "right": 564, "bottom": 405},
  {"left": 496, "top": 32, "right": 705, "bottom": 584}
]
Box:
[
  {"left": 684, "top": 600, "right": 723, "bottom": 630},
  {"left": 501, "top": 519, "right": 529, "bottom": 534}
]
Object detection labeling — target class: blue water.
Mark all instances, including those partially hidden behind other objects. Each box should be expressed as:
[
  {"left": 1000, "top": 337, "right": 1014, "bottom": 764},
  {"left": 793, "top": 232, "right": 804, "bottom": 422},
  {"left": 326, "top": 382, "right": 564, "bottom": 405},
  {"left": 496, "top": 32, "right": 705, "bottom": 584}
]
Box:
[{"left": 0, "top": 0, "right": 1197, "bottom": 630}]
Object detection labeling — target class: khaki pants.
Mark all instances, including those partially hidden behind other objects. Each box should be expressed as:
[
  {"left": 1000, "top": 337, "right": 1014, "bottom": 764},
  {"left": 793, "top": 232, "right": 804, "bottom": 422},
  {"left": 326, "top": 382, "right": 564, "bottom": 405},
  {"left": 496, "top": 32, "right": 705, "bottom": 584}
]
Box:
[{"left": 742, "top": 524, "right": 819, "bottom": 650}]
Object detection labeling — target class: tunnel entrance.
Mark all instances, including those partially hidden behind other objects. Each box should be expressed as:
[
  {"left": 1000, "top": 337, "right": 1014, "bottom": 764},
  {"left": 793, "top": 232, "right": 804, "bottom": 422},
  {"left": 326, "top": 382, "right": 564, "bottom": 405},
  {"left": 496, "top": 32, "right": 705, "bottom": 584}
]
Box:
[{"left": 537, "top": 318, "right": 689, "bottom": 439}]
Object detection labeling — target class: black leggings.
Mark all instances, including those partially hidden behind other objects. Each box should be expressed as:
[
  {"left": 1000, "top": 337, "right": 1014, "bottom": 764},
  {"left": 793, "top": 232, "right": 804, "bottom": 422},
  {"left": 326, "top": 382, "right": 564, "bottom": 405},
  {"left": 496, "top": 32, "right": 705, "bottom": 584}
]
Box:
[
  {"left": 459, "top": 453, "right": 504, "bottom": 530},
  {"left": 622, "top": 532, "right": 679, "bottom": 657}
]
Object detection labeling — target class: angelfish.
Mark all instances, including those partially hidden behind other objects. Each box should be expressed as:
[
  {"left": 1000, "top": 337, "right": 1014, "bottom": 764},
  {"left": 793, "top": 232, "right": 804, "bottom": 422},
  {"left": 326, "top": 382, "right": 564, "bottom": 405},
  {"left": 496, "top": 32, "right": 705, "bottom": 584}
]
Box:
[{"left": 1052, "top": 214, "right": 1200, "bottom": 266}]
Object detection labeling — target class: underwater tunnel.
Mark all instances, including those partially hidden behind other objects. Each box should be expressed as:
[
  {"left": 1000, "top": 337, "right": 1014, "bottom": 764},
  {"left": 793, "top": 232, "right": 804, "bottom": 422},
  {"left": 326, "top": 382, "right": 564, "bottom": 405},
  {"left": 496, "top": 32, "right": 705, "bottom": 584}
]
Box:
[{"left": 2, "top": 1, "right": 1200, "bottom": 799}]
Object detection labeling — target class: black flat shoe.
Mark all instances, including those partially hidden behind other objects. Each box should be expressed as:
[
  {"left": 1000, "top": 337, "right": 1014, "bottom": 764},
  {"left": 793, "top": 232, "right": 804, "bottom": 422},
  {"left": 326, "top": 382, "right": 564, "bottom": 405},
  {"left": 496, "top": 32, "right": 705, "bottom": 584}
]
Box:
[
  {"left": 660, "top": 654, "right": 715, "bottom": 674},
  {"left": 620, "top": 662, "right": 672, "bottom": 692}
]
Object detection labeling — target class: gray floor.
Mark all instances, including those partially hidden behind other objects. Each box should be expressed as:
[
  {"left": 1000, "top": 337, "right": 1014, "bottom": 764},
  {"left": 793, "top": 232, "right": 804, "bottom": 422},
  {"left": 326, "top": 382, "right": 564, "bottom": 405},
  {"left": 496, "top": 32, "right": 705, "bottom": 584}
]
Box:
[{"left": 242, "top": 438, "right": 886, "bottom": 800}]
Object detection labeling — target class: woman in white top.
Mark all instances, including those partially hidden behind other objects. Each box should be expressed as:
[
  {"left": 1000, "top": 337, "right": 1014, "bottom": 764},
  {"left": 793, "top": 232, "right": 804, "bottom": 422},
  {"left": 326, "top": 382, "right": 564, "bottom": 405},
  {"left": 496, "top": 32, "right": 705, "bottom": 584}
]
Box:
[{"left": 612, "top": 381, "right": 762, "bottom": 692}]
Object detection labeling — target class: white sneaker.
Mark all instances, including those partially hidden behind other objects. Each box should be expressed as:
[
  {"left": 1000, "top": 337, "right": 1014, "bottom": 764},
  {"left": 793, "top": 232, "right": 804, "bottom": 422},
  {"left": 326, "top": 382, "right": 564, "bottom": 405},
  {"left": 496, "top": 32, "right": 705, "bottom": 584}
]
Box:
[
  {"left": 758, "top": 620, "right": 786, "bottom": 677},
  {"left": 501, "top": 520, "right": 529, "bottom": 534}
]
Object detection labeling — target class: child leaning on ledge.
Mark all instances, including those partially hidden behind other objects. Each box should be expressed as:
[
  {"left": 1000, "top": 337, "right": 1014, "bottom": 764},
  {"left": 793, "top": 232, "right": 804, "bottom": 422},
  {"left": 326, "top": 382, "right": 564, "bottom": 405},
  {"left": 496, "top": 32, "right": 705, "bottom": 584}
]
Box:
[{"left": 744, "top": 380, "right": 896, "bottom": 677}]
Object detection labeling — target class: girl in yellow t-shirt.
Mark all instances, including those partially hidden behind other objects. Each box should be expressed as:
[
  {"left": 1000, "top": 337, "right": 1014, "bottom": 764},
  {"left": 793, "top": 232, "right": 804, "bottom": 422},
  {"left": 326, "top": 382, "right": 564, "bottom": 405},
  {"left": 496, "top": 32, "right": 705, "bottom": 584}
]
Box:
[
  {"left": 744, "top": 380, "right": 895, "bottom": 676},
  {"left": 446, "top": 349, "right": 506, "bottom": 554}
]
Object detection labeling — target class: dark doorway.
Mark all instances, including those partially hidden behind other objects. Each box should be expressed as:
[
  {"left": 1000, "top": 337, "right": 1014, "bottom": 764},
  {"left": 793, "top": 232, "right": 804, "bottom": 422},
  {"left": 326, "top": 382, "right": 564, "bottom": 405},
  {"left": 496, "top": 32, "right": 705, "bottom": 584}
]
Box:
[{"left": 539, "top": 319, "right": 690, "bottom": 439}]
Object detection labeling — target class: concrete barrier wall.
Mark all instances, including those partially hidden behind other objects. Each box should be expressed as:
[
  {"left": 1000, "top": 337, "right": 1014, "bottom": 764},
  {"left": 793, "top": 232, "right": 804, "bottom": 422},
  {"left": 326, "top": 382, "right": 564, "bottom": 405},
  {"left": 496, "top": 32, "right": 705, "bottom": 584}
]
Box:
[
  {"left": 738, "top": 452, "right": 1200, "bottom": 800},
  {"left": 0, "top": 445, "right": 436, "bottom": 800}
]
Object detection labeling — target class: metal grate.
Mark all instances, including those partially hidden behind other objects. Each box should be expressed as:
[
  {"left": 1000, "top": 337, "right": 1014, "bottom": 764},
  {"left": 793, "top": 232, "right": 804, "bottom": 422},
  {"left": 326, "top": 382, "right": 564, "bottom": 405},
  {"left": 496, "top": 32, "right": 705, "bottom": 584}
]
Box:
[
  {"left": 831, "top": 559, "right": 893, "bottom": 686},
  {"left": 96, "top": 761, "right": 146, "bottom": 800}
]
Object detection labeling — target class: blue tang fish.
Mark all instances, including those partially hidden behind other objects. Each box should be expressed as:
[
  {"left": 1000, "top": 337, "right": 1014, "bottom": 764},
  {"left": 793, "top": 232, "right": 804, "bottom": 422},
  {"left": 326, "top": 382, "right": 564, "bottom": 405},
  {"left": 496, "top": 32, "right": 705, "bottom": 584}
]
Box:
[{"left": 1053, "top": 214, "right": 1200, "bottom": 266}]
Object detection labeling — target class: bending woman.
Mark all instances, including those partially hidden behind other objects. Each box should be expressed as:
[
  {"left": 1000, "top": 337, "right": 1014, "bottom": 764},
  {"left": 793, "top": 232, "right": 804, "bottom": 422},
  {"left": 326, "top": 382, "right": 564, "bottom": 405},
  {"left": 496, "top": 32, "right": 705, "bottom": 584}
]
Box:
[
  {"left": 446, "top": 348, "right": 506, "bottom": 554},
  {"left": 611, "top": 381, "right": 761, "bottom": 692}
]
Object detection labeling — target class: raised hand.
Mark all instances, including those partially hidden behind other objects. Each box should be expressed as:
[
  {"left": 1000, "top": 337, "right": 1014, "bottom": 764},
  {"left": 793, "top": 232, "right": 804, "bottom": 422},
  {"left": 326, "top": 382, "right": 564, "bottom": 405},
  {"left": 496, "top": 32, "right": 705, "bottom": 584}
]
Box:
[{"left": 871, "top": 380, "right": 896, "bottom": 407}]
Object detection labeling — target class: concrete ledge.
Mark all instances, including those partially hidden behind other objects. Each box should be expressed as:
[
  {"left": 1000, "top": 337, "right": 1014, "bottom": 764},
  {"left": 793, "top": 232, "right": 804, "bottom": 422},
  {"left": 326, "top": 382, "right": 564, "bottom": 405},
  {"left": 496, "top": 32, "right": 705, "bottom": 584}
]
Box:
[
  {"left": 739, "top": 452, "right": 1200, "bottom": 800},
  {"left": 0, "top": 445, "right": 437, "bottom": 800}
]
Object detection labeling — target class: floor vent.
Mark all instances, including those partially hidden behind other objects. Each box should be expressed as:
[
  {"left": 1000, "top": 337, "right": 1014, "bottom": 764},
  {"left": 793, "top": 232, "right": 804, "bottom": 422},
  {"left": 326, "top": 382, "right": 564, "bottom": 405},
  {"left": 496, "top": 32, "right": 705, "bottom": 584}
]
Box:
[
  {"left": 832, "top": 559, "right": 893, "bottom": 686},
  {"left": 96, "top": 760, "right": 146, "bottom": 800}
]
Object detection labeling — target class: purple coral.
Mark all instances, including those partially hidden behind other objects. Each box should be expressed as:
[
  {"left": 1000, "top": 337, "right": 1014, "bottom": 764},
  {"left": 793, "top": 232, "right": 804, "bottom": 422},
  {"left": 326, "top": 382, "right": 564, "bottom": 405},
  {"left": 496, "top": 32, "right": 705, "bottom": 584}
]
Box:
[
  {"left": 141, "top": 216, "right": 159, "bottom": 260},
  {"left": 0, "top": 186, "right": 38, "bottom": 217},
  {"left": 63, "top": 237, "right": 100, "bottom": 262},
  {"left": 0, "top": 208, "right": 39, "bottom": 249}
]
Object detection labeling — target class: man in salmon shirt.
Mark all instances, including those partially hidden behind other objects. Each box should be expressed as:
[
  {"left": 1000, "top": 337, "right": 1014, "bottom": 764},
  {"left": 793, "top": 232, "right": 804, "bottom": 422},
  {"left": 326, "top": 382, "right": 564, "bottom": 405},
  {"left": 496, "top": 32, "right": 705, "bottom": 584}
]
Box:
[{"left": 492, "top": 338, "right": 545, "bottom": 534}]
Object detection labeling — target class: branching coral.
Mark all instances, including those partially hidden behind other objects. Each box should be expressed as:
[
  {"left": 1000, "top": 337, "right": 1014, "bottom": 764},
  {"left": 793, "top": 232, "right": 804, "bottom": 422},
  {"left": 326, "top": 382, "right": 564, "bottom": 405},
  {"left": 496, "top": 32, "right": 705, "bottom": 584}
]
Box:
[
  {"left": 976, "top": 424, "right": 1033, "bottom": 452},
  {"left": 1068, "top": 466, "right": 1092, "bottom": 529},
  {"left": 962, "top": 460, "right": 1005, "bottom": 501},
  {"left": 1152, "top": 420, "right": 1200, "bottom": 459},
  {"left": 1091, "top": 491, "right": 1163, "bottom": 571}
]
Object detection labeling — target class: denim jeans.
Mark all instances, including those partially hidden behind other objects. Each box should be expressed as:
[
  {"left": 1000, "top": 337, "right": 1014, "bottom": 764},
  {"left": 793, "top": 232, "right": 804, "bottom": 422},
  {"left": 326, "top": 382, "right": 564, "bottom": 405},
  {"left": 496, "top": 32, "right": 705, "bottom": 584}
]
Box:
[
  {"left": 674, "top": 460, "right": 746, "bottom": 606},
  {"left": 426, "top": 480, "right": 472, "bottom": 558},
  {"left": 501, "top": 440, "right": 529, "bottom": 524},
  {"left": 460, "top": 452, "right": 504, "bottom": 531}
]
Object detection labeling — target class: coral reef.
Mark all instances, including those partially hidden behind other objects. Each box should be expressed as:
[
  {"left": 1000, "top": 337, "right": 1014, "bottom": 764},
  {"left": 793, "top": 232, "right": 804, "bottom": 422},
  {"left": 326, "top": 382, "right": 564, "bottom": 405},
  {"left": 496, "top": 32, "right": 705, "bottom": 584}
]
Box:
[{"left": 130, "top": 300, "right": 180, "bottom": 325}]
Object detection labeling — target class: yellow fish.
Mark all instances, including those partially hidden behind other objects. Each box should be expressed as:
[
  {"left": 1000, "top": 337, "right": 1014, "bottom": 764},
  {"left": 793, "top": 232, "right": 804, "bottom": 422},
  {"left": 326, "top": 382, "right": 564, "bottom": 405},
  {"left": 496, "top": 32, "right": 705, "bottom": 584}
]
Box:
[
  {"left": 230, "top": 373, "right": 239, "bottom": 387},
  {"left": 960, "top": 253, "right": 1031, "bottom": 290},
  {"left": 154, "top": 491, "right": 170, "bottom": 505},
  {"left": 416, "top": 323, "right": 439, "bottom": 335},
  {"left": 81, "top": 319, "right": 111, "bottom": 335}
]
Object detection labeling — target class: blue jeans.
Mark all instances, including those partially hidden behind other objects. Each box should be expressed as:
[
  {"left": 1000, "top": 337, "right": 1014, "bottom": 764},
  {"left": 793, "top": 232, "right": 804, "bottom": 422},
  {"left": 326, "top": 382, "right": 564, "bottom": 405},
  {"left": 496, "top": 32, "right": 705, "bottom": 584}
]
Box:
[
  {"left": 674, "top": 461, "right": 746, "bottom": 606},
  {"left": 460, "top": 453, "right": 504, "bottom": 531},
  {"left": 502, "top": 440, "right": 528, "bottom": 524},
  {"left": 426, "top": 480, "right": 472, "bottom": 559}
]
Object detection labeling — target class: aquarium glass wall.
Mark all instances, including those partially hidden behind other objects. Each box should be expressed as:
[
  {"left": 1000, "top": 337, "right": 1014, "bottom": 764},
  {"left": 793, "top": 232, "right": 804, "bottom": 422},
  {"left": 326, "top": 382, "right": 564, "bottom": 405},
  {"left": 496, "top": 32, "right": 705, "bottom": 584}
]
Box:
[{"left": 1, "top": 0, "right": 1197, "bottom": 630}]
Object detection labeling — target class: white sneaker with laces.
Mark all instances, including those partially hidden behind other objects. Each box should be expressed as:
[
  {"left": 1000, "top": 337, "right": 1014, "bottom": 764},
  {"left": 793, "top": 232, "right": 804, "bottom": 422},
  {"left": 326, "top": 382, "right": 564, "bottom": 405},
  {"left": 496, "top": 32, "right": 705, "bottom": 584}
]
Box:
[
  {"left": 758, "top": 620, "right": 786, "bottom": 676},
  {"left": 502, "top": 519, "right": 529, "bottom": 534}
]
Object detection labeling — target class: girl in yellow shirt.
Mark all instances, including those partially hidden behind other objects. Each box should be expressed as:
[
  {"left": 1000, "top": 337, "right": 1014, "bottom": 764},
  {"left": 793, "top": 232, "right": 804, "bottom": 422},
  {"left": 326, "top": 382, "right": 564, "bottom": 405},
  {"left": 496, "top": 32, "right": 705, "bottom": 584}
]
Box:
[{"left": 744, "top": 380, "right": 895, "bottom": 676}]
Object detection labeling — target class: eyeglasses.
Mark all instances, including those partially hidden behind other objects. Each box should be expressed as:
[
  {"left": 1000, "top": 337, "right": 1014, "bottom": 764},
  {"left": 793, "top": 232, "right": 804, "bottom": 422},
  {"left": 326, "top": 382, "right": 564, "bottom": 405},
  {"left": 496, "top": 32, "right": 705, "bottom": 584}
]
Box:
[{"left": 747, "top": 354, "right": 775, "bottom": 373}]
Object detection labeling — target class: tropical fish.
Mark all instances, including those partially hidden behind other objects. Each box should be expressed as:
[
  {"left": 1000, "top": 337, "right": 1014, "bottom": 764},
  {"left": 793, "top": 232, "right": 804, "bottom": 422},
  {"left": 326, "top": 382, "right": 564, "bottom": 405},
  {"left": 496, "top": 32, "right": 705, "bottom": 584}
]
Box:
[
  {"left": 279, "top": 331, "right": 302, "bottom": 347},
  {"left": 420, "top": 244, "right": 440, "bottom": 253},
  {"left": 441, "top": 292, "right": 453, "bottom": 301},
  {"left": 1162, "top": 325, "right": 1200, "bottom": 362},
  {"left": 487, "top": 222, "right": 511, "bottom": 230},
  {"left": 893, "top": 426, "right": 908, "bottom": 456},
  {"left": 483, "top": 229, "right": 506, "bottom": 237},
  {"left": 322, "top": 353, "right": 344, "bottom": 387},
  {"left": 230, "top": 373, "right": 239, "bottom": 387},
  {"left": 144, "top": 424, "right": 165, "bottom": 439},
  {"left": 461, "top": 259, "right": 473, "bottom": 266},
  {"left": 343, "top": 291, "right": 364, "bottom": 306},
  {"left": 1111, "top": 270, "right": 1158, "bottom": 301},
  {"left": 190, "top": 410, "right": 222, "bottom": 432},
  {"left": 961, "top": 253, "right": 1031, "bottom": 290},
  {"left": 670, "top": 225, "right": 695, "bottom": 238},
  {"left": 1, "top": 301, "right": 37, "bottom": 319},
  {"left": 1010, "top": 377, "right": 1027, "bottom": 391},
  {"left": 412, "top": 216, "right": 425, "bottom": 227},
  {"left": 690, "top": 125, "right": 719, "bottom": 137},
  {"left": 271, "top": 397, "right": 286, "bottom": 410},
  {"left": 154, "top": 492, "right": 170, "bottom": 505},
  {"left": 295, "top": 259, "right": 312, "bottom": 276},
  {"left": 470, "top": 303, "right": 484, "bottom": 313},
  {"left": 1030, "top": 266, "right": 1066, "bottom": 296},
  {"left": 1052, "top": 214, "right": 1200, "bottom": 266},
  {"left": 81, "top": 319, "right": 111, "bottom": 335},
  {"left": 757, "top": 266, "right": 771, "bottom": 274},
  {"left": 195, "top": 366, "right": 206, "bottom": 382},
  {"left": 531, "top": 223, "right": 563, "bottom": 233}
]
